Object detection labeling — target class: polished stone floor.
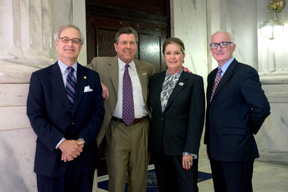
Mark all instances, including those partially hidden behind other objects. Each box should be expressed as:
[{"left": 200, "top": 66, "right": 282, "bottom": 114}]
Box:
[
  {"left": 197, "top": 158, "right": 288, "bottom": 192},
  {"left": 97, "top": 156, "right": 288, "bottom": 192}
]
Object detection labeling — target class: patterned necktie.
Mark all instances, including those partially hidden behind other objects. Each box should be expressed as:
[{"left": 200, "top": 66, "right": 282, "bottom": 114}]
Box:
[
  {"left": 161, "top": 75, "right": 174, "bottom": 112},
  {"left": 122, "top": 64, "right": 134, "bottom": 125},
  {"left": 210, "top": 68, "right": 222, "bottom": 103},
  {"left": 66, "top": 67, "right": 76, "bottom": 111}
]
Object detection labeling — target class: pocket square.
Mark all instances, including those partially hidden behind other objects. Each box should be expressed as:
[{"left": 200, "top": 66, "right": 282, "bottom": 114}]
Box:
[{"left": 84, "top": 85, "right": 93, "bottom": 92}]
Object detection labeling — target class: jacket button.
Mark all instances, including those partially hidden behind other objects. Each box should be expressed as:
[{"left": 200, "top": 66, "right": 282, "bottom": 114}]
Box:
[{"left": 71, "top": 122, "right": 75, "bottom": 125}]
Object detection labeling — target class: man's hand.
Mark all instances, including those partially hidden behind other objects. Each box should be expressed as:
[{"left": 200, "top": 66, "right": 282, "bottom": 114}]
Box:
[
  {"left": 101, "top": 82, "right": 109, "bottom": 100},
  {"left": 183, "top": 67, "right": 193, "bottom": 73},
  {"left": 59, "top": 140, "right": 84, "bottom": 162}
]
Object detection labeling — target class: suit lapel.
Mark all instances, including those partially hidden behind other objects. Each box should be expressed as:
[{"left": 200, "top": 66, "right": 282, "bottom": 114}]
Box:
[
  {"left": 165, "top": 72, "right": 188, "bottom": 112},
  {"left": 107, "top": 56, "right": 119, "bottom": 95},
  {"left": 48, "top": 63, "right": 71, "bottom": 112},
  {"left": 73, "top": 64, "right": 87, "bottom": 113},
  {"left": 135, "top": 60, "right": 149, "bottom": 104},
  {"left": 154, "top": 72, "right": 166, "bottom": 113}
]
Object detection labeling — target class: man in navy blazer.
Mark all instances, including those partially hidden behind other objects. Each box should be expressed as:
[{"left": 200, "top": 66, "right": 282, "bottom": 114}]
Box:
[
  {"left": 27, "top": 25, "right": 104, "bottom": 192},
  {"left": 204, "top": 31, "right": 270, "bottom": 192}
]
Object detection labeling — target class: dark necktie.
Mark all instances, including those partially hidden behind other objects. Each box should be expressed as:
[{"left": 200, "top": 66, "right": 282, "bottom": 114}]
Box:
[
  {"left": 66, "top": 67, "right": 76, "bottom": 111},
  {"left": 210, "top": 68, "right": 222, "bottom": 103},
  {"left": 122, "top": 64, "right": 134, "bottom": 125}
]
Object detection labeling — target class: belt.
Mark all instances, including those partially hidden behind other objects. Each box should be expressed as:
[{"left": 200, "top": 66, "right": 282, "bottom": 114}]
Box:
[{"left": 111, "top": 116, "right": 148, "bottom": 125}]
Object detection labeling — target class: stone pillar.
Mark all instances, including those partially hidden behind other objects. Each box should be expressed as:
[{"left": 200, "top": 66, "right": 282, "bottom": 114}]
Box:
[{"left": 0, "top": 0, "right": 23, "bottom": 59}]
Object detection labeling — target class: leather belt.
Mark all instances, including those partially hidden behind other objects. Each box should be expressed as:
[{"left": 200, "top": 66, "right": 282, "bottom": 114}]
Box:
[{"left": 111, "top": 116, "right": 148, "bottom": 125}]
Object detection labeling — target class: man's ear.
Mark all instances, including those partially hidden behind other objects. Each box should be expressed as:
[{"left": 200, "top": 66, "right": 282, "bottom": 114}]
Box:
[
  {"left": 54, "top": 41, "right": 58, "bottom": 49},
  {"left": 114, "top": 43, "right": 118, "bottom": 52}
]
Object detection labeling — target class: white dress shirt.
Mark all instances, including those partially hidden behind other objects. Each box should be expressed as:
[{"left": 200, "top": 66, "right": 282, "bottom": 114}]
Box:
[{"left": 113, "top": 58, "right": 147, "bottom": 119}]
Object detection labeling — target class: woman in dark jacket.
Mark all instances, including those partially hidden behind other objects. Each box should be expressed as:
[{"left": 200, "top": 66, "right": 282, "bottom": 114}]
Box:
[{"left": 149, "top": 37, "right": 205, "bottom": 192}]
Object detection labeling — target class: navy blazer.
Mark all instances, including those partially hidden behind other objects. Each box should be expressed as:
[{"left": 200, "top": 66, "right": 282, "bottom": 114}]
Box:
[
  {"left": 204, "top": 59, "right": 270, "bottom": 162},
  {"left": 149, "top": 71, "right": 205, "bottom": 156},
  {"left": 27, "top": 62, "right": 104, "bottom": 177}
]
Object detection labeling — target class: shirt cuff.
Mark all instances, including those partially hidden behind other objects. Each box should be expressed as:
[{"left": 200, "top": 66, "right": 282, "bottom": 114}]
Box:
[
  {"left": 55, "top": 137, "right": 66, "bottom": 149},
  {"left": 182, "top": 152, "right": 198, "bottom": 159}
]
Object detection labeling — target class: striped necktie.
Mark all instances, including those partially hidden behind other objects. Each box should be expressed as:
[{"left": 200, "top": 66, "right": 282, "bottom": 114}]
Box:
[
  {"left": 66, "top": 67, "right": 76, "bottom": 111},
  {"left": 210, "top": 68, "right": 222, "bottom": 103}
]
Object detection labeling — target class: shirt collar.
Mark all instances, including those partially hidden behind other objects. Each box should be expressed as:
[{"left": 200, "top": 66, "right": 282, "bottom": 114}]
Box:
[
  {"left": 219, "top": 57, "right": 234, "bottom": 74},
  {"left": 58, "top": 59, "right": 78, "bottom": 75},
  {"left": 165, "top": 69, "right": 183, "bottom": 80},
  {"left": 118, "top": 58, "right": 136, "bottom": 71}
]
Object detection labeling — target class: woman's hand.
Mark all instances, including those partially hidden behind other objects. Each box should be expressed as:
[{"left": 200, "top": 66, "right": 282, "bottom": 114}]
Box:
[{"left": 182, "top": 154, "right": 193, "bottom": 170}]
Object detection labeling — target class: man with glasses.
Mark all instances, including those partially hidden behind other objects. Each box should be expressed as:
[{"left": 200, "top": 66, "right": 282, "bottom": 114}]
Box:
[
  {"left": 204, "top": 31, "right": 270, "bottom": 192},
  {"left": 27, "top": 24, "right": 104, "bottom": 192}
]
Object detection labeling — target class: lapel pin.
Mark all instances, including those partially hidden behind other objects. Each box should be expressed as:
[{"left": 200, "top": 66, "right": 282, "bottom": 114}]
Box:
[
  {"left": 142, "top": 73, "right": 147, "bottom": 75},
  {"left": 179, "top": 82, "right": 184, "bottom": 86},
  {"left": 84, "top": 76, "right": 87, "bottom": 79}
]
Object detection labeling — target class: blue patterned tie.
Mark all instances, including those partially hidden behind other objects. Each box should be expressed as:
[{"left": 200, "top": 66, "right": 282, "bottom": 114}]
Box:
[
  {"left": 66, "top": 67, "right": 76, "bottom": 111},
  {"left": 122, "top": 64, "right": 134, "bottom": 125}
]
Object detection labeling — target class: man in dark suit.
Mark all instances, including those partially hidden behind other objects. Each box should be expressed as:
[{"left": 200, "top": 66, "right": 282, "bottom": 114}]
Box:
[
  {"left": 87, "top": 27, "right": 155, "bottom": 192},
  {"left": 204, "top": 31, "right": 270, "bottom": 192},
  {"left": 27, "top": 24, "right": 104, "bottom": 192}
]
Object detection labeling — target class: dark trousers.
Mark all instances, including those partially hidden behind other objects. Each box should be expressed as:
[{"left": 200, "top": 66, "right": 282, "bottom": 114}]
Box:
[
  {"left": 36, "top": 162, "right": 94, "bottom": 192},
  {"left": 153, "top": 153, "right": 199, "bottom": 192},
  {"left": 210, "top": 157, "right": 254, "bottom": 192}
]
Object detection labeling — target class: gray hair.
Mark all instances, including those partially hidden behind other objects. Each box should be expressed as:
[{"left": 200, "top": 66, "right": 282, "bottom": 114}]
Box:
[
  {"left": 209, "top": 31, "right": 235, "bottom": 45},
  {"left": 114, "top": 27, "right": 138, "bottom": 44},
  {"left": 54, "top": 24, "right": 84, "bottom": 45}
]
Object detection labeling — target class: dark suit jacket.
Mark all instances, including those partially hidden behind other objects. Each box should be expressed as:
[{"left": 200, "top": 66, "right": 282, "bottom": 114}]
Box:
[
  {"left": 204, "top": 59, "right": 270, "bottom": 162},
  {"left": 27, "top": 62, "right": 104, "bottom": 177},
  {"left": 87, "top": 56, "right": 155, "bottom": 146},
  {"left": 149, "top": 71, "right": 205, "bottom": 156}
]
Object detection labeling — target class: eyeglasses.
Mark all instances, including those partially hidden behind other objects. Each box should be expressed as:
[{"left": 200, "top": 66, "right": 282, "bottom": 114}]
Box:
[
  {"left": 59, "top": 37, "right": 81, "bottom": 44},
  {"left": 210, "top": 41, "right": 233, "bottom": 50}
]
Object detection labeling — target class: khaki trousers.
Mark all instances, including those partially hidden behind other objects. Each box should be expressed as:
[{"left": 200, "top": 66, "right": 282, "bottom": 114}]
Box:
[{"left": 104, "top": 118, "right": 149, "bottom": 192}]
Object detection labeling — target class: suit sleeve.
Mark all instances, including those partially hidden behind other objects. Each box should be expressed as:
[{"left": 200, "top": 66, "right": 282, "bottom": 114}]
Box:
[
  {"left": 86, "top": 57, "right": 98, "bottom": 71},
  {"left": 184, "top": 76, "right": 205, "bottom": 154},
  {"left": 26, "top": 72, "right": 64, "bottom": 152},
  {"left": 241, "top": 68, "right": 270, "bottom": 134}
]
